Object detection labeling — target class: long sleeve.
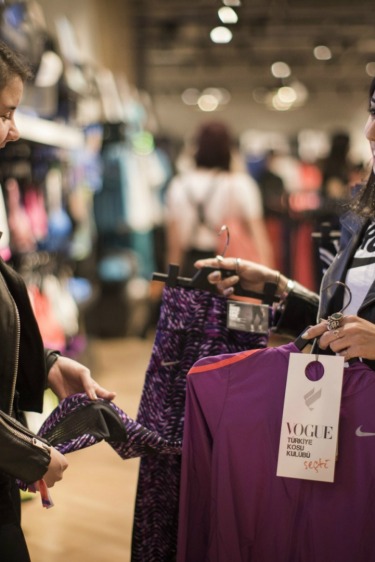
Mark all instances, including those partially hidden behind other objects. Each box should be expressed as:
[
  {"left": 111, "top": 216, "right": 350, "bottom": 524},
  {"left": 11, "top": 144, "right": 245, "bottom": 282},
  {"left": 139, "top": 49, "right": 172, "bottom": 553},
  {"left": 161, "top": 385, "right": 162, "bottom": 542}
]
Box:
[{"left": 272, "top": 281, "right": 319, "bottom": 338}]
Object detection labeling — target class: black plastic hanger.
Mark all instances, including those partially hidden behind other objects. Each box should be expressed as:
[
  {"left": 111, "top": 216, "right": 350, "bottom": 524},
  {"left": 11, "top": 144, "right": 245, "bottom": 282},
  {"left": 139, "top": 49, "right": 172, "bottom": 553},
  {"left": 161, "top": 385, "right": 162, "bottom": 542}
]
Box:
[
  {"left": 293, "top": 326, "right": 315, "bottom": 351},
  {"left": 152, "top": 263, "right": 280, "bottom": 305}
]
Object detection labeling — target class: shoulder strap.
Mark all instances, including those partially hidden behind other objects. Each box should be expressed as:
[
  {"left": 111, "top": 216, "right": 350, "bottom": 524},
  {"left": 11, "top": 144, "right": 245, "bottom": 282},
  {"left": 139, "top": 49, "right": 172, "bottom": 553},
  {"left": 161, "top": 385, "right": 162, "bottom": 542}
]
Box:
[{"left": 186, "top": 174, "right": 219, "bottom": 228}]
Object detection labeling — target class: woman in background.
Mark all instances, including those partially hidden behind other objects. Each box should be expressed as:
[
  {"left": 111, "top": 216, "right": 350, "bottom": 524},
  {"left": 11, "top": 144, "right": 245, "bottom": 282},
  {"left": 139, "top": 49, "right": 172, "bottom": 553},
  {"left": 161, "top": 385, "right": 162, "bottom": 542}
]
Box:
[
  {"left": 0, "top": 40, "right": 115, "bottom": 561},
  {"left": 165, "top": 121, "right": 274, "bottom": 276}
]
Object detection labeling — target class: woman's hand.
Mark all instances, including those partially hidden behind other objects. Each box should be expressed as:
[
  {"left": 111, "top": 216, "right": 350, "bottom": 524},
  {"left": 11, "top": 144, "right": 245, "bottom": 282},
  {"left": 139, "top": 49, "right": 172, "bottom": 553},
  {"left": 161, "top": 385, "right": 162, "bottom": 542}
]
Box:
[
  {"left": 302, "top": 315, "right": 375, "bottom": 362},
  {"left": 47, "top": 355, "right": 116, "bottom": 402},
  {"left": 194, "top": 256, "right": 287, "bottom": 297},
  {"left": 42, "top": 446, "right": 69, "bottom": 488}
]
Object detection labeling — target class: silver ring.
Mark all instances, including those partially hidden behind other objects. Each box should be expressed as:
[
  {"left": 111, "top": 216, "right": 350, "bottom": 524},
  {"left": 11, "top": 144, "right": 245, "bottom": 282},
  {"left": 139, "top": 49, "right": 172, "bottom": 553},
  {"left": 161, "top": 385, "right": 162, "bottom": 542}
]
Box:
[
  {"left": 235, "top": 257, "right": 241, "bottom": 273},
  {"left": 327, "top": 312, "right": 344, "bottom": 331}
]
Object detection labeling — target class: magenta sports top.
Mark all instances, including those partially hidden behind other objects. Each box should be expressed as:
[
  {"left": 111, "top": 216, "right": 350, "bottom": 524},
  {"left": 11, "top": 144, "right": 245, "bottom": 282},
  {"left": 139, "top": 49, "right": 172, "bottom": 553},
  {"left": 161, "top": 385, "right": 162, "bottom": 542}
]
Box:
[{"left": 178, "top": 342, "right": 375, "bottom": 562}]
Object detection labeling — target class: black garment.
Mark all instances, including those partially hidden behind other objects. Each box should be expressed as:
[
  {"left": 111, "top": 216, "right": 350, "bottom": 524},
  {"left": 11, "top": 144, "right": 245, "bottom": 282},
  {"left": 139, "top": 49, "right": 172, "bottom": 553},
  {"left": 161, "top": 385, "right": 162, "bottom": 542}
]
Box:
[
  {"left": 0, "top": 479, "right": 30, "bottom": 561},
  {"left": 0, "top": 257, "right": 51, "bottom": 559},
  {"left": 0, "top": 523, "right": 31, "bottom": 562},
  {"left": 0, "top": 258, "right": 46, "bottom": 413},
  {"left": 257, "top": 169, "right": 287, "bottom": 218}
]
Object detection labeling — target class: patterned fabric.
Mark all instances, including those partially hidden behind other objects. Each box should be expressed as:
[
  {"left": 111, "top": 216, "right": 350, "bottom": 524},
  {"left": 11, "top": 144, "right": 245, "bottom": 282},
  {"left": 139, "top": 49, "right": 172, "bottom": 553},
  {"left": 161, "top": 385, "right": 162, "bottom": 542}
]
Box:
[
  {"left": 131, "top": 285, "right": 268, "bottom": 562},
  {"left": 36, "top": 393, "right": 182, "bottom": 458}
]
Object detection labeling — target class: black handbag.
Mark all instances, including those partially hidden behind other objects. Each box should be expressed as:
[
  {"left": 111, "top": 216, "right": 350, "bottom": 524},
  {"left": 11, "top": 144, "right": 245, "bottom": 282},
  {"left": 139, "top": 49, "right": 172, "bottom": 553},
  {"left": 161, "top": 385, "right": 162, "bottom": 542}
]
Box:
[{"left": 0, "top": 410, "right": 51, "bottom": 484}]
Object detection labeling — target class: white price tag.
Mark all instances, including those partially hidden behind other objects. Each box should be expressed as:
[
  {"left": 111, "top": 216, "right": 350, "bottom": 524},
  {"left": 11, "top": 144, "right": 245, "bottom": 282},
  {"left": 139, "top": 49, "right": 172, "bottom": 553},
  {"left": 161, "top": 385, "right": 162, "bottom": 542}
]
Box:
[{"left": 276, "top": 353, "right": 344, "bottom": 483}]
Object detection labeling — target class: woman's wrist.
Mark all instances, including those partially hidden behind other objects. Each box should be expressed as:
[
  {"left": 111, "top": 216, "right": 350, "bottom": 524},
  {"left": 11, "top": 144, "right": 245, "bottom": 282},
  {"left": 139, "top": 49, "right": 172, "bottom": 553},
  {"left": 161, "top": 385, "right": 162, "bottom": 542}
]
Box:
[
  {"left": 278, "top": 276, "right": 295, "bottom": 300},
  {"left": 269, "top": 271, "right": 295, "bottom": 299}
]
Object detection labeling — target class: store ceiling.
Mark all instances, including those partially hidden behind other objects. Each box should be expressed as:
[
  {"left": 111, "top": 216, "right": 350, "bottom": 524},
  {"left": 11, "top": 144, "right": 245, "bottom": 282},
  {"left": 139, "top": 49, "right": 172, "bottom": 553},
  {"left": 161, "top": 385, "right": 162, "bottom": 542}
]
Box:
[{"left": 133, "top": 0, "right": 375, "bottom": 99}]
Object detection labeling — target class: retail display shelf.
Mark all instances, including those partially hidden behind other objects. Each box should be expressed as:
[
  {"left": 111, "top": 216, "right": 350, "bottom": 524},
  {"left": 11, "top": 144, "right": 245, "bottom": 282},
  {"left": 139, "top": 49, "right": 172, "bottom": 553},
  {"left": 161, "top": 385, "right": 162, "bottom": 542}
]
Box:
[{"left": 16, "top": 112, "right": 84, "bottom": 149}]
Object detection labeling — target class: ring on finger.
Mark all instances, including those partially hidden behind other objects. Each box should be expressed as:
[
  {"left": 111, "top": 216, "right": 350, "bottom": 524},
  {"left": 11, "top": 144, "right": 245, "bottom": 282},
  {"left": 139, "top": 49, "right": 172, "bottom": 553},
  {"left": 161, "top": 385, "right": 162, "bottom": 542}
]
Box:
[
  {"left": 235, "top": 257, "right": 241, "bottom": 274},
  {"left": 327, "top": 312, "right": 344, "bottom": 331}
]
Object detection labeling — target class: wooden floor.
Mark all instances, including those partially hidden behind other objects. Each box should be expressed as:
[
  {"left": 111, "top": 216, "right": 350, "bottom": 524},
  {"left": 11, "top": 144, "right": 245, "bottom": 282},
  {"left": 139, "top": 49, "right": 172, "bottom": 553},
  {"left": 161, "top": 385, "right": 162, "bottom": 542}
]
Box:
[{"left": 22, "top": 335, "right": 154, "bottom": 562}]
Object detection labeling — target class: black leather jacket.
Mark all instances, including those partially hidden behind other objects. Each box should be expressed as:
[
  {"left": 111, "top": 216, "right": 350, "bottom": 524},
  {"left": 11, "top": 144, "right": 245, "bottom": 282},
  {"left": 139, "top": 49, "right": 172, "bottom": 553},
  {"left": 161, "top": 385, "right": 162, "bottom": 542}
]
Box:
[
  {"left": 0, "top": 257, "right": 53, "bottom": 483},
  {"left": 274, "top": 210, "right": 375, "bottom": 371}
]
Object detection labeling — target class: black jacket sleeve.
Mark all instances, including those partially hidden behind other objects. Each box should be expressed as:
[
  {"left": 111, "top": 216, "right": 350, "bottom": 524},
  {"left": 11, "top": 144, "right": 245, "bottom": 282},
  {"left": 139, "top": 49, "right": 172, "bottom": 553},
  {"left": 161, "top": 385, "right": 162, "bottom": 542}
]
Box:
[
  {"left": 0, "top": 410, "right": 51, "bottom": 484},
  {"left": 272, "top": 281, "right": 320, "bottom": 338}
]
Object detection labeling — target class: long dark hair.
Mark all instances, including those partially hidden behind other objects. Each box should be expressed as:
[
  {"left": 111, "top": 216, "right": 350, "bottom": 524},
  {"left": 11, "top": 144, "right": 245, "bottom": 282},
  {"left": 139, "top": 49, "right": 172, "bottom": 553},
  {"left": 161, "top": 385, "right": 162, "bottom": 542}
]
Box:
[
  {"left": 0, "top": 40, "right": 32, "bottom": 89},
  {"left": 193, "top": 121, "right": 233, "bottom": 171},
  {"left": 348, "top": 78, "right": 375, "bottom": 217}
]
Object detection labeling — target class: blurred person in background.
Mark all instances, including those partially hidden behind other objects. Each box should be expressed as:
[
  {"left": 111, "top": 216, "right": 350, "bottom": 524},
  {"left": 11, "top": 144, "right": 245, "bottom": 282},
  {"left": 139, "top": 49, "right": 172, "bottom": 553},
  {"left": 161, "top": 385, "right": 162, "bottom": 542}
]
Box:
[
  {"left": 318, "top": 131, "right": 355, "bottom": 227},
  {"left": 165, "top": 120, "right": 274, "bottom": 276}
]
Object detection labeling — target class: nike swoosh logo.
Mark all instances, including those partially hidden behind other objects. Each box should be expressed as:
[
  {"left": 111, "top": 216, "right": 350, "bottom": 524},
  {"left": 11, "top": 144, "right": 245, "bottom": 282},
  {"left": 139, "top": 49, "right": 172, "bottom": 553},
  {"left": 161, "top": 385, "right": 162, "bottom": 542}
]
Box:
[
  {"left": 356, "top": 425, "right": 375, "bottom": 437},
  {"left": 161, "top": 360, "right": 180, "bottom": 367}
]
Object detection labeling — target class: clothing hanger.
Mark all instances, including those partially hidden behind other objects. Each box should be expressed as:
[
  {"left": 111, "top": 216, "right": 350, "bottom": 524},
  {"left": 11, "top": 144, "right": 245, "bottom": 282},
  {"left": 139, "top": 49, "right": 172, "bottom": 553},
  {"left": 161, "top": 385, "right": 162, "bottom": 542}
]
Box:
[
  {"left": 293, "top": 327, "right": 314, "bottom": 351},
  {"left": 153, "top": 224, "right": 280, "bottom": 304},
  {"left": 152, "top": 263, "right": 280, "bottom": 305},
  {"left": 311, "top": 221, "right": 341, "bottom": 242}
]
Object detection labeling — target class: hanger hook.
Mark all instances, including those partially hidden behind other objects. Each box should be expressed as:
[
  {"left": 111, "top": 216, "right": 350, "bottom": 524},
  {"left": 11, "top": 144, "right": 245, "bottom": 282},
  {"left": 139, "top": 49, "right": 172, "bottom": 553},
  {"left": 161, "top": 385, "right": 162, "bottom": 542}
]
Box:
[
  {"left": 216, "top": 224, "right": 230, "bottom": 258},
  {"left": 321, "top": 280, "right": 352, "bottom": 313}
]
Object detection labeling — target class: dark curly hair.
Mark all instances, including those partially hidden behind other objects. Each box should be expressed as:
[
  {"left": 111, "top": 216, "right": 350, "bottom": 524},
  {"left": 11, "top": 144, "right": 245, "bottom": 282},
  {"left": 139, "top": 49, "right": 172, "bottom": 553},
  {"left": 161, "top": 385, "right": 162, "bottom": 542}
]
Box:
[
  {"left": 0, "top": 40, "right": 32, "bottom": 89},
  {"left": 348, "top": 78, "right": 375, "bottom": 217}
]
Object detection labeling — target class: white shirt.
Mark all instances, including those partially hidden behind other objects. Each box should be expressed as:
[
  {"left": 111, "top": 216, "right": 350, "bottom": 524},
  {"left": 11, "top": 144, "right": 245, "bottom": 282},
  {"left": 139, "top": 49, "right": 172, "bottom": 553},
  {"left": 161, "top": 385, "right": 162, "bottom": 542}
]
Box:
[
  {"left": 344, "top": 221, "right": 375, "bottom": 315},
  {"left": 166, "top": 169, "right": 263, "bottom": 250}
]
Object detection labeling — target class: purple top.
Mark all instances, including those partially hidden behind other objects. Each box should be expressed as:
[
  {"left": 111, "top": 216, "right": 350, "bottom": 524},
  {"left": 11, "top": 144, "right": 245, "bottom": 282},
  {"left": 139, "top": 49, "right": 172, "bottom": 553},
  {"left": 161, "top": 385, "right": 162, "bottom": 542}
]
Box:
[{"left": 178, "top": 342, "right": 375, "bottom": 562}]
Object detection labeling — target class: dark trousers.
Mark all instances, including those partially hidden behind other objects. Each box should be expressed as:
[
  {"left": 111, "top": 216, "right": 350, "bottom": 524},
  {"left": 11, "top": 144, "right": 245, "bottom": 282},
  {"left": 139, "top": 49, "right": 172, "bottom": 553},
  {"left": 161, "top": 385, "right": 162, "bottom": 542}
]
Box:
[{"left": 0, "top": 478, "right": 31, "bottom": 562}]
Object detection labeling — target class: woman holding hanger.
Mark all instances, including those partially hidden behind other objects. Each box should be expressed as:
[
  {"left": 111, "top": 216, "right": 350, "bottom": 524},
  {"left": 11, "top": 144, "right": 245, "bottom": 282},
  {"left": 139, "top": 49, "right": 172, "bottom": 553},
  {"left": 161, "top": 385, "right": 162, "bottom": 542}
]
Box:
[
  {"left": 0, "top": 40, "right": 115, "bottom": 561},
  {"left": 195, "top": 76, "right": 375, "bottom": 369}
]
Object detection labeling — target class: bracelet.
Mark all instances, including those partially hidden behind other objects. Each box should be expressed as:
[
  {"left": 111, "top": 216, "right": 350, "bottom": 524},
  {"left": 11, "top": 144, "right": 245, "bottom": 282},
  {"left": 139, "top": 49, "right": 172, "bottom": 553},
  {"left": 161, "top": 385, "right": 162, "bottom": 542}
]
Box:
[
  {"left": 274, "top": 270, "right": 281, "bottom": 291},
  {"left": 279, "top": 278, "right": 295, "bottom": 302}
]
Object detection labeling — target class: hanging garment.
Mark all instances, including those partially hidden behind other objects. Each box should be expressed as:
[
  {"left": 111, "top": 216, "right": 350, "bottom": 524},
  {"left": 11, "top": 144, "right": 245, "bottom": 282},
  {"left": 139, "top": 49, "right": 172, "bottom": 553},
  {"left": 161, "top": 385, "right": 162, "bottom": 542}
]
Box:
[
  {"left": 178, "top": 342, "right": 375, "bottom": 562},
  {"left": 35, "top": 393, "right": 182, "bottom": 459},
  {"left": 0, "top": 182, "right": 11, "bottom": 260},
  {"left": 23, "top": 185, "right": 48, "bottom": 244},
  {"left": 131, "top": 285, "right": 268, "bottom": 562},
  {"left": 5, "top": 177, "right": 36, "bottom": 254},
  {"left": 27, "top": 284, "right": 66, "bottom": 352}
]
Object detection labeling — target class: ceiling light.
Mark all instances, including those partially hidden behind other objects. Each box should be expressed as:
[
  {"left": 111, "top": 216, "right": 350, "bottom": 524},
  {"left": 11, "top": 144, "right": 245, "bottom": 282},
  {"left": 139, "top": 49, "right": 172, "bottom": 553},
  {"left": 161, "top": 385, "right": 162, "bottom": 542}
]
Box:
[
  {"left": 313, "top": 45, "right": 332, "bottom": 61},
  {"left": 181, "top": 88, "right": 200, "bottom": 105},
  {"left": 223, "top": 0, "right": 241, "bottom": 5},
  {"left": 271, "top": 61, "right": 291, "bottom": 79},
  {"left": 277, "top": 86, "right": 297, "bottom": 104},
  {"left": 197, "top": 94, "right": 219, "bottom": 112},
  {"left": 202, "top": 87, "right": 231, "bottom": 105},
  {"left": 289, "top": 80, "right": 309, "bottom": 105},
  {"left": 271, "top": 93, "right": 292, "bottom": 111},
  {"left": 210, "top": 26, "right": 233, "bottom": 44},
  {"left": 218, "top": 7, "right": 238, "bottom": 24}
]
